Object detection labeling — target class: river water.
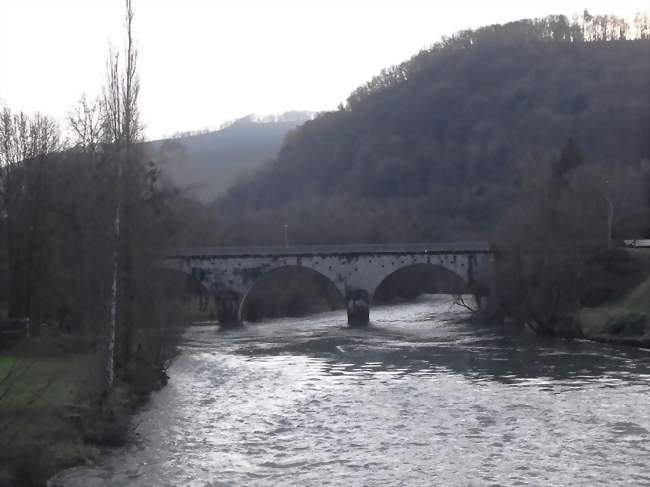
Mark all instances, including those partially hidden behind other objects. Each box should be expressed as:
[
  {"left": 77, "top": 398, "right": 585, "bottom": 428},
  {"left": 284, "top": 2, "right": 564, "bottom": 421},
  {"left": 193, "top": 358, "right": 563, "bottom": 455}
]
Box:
[{"left": 51, "top": 295, "right": 650, "bottom": 486}]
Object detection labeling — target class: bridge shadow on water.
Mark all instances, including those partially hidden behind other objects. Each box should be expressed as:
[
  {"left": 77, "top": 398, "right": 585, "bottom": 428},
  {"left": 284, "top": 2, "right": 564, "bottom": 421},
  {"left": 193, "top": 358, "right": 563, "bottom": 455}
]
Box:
[{"left": 187, "top": 296, "right": 650, "bottom": 389}]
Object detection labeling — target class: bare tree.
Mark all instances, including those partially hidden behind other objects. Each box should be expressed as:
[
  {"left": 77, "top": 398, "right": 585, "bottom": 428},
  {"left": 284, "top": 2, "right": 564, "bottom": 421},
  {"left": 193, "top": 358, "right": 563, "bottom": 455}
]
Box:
[
  {"left": 634, "top": 12, "right": 650, "bottom": 39},
  {"left": 67, "top": 95, "right": 103, "bottom": 153},
  {"left": 102, "top": 0, "right": 143, "bottom": 388},
  {"left": 0, "top": 107, "right": 62, "bottom": 167},
  {"left": 0, "top": 106, "right": 63, "bottom": 321}
]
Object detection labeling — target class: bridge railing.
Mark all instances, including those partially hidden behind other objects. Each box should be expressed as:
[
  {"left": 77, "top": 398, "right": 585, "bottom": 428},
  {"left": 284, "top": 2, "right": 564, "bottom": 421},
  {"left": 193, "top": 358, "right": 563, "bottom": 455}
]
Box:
[{"left": 163, "top": 242, "right": 492, "bottom": 258}]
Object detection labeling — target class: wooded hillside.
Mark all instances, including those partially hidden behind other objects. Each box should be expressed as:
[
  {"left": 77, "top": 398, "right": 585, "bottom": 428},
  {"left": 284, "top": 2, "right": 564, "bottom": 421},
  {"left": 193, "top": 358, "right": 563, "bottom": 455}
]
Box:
[{"left": 218, "top": 16, "right": 650, "bottom": 245}]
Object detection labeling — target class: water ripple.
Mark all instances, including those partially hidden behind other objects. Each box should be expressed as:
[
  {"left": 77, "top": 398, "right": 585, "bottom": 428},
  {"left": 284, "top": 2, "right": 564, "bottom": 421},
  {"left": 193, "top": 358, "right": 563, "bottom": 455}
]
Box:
[{"left": 50, "top": 296, "right": 650, "bottom": 487}]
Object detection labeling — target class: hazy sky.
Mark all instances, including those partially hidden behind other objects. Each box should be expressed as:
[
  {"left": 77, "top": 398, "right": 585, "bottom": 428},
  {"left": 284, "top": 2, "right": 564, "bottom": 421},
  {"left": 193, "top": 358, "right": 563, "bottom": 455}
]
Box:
[{"left": 1, "top": 0, "right": 647, "bottom": 139}]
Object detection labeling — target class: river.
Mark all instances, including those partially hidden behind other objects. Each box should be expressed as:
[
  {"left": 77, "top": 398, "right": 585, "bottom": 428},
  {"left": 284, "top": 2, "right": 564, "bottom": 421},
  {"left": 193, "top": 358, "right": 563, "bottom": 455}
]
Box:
[{"left": 50, "top": 295, "right": 650, "bottom": 486}]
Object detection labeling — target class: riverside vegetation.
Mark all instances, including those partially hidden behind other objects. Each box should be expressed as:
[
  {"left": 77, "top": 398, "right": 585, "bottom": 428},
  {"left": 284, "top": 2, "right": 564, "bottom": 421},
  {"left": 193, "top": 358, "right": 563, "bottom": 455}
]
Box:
[
  {"left": 0, "top": 2, "right": 197, "bottom": 484},
  {"left": 1, "top": 7, "right": 650, "bottom": 486}
]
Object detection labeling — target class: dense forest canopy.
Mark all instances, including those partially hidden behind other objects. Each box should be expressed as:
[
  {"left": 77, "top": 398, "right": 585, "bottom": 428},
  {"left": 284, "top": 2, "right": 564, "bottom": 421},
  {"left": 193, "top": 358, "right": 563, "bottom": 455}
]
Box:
[{"left": 217, "top": 14, "right": 650, "bottom": 245}]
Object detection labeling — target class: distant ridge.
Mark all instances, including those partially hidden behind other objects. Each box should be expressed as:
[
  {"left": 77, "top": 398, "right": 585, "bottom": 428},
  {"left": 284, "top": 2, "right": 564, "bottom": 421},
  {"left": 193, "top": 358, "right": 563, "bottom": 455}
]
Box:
[{"left": 146, "top": 111, "right": 314, "bottom": 202}]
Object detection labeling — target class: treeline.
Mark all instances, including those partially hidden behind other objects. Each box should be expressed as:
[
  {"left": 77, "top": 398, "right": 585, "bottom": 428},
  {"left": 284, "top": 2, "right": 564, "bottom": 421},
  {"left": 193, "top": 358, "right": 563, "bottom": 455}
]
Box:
[
  {"left": 0, "top": 4, "right": 211, "bottom": 482},
  {"left": 0, "top": 1, "right": 189, "bottom": 390},
  {"left": 348, "top": 12, "right": 649, "bottom": 107}
]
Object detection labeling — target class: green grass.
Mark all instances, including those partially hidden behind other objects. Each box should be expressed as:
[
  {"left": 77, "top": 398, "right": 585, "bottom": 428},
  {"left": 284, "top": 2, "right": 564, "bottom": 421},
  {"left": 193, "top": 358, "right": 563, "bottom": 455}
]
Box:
[
  {"left": 581, "top": 249, "right": 650, "bottom": 337},
  {"left": 0, "top": 352, "right": 100, "bottom": 410},
  {"left": 623, "top": 275, "right": 650, "bottom": 313},
  {"left": 0, "top": 347, "right": 104, "bottom": 484}
]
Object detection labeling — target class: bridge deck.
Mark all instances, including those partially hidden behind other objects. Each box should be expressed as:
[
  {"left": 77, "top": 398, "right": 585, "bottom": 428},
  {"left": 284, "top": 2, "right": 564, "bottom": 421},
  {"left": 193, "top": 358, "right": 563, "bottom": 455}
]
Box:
[{"left": 165, "top": 242, "right": 491, "bottom": 258}]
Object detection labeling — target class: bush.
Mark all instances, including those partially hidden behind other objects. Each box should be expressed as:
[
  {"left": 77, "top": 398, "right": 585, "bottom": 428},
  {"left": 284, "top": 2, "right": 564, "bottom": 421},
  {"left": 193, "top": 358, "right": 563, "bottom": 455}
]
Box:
[
  {"left": 606, "top": 312, "right": 648, "bottom": 336},
  {"left": 581, "top": 249, "right": 638, "bottom": 307}
]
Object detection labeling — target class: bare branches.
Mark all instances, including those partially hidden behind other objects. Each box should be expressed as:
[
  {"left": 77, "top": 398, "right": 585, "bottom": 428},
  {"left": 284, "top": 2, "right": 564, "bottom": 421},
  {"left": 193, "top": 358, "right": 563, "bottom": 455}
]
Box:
[
  {"left": 452, "top": 294, "right": 478, "bottom": 313},
  {"left": 0, "top": 106, "right": 63, "bottom": 168},
  {"left": 634, "top": 12, "right": 650, "bottom": 39},
  {"left": 123, "top": 0, "right": 141, "bottom": 146},
  {"left": 103, "top": 46, "right": 122, "bottom": 146},
  {"left": 102, "top": 0, "right": 142, "bottom": 148},
  {"left": 0, "top": 107, "right": 20, "bottom": 168},
  {"left": 68, "top": 95, "right": 103, "bottom": 153},
  {"left": 104, "top": 0, "right": 143, "bottom": 389},
  {"left": 0, "top": 105, "right": 63, "bottom": 227}
]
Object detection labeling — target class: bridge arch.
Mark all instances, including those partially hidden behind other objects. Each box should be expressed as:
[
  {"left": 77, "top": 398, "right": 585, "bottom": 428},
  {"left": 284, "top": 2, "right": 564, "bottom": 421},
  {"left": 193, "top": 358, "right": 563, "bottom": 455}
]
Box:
[
  {"left": 371, "top": 262, "right": 470, "bottom": 306},
  {"left": 236, "top": 265, "right": 345, "bottom": 323}
]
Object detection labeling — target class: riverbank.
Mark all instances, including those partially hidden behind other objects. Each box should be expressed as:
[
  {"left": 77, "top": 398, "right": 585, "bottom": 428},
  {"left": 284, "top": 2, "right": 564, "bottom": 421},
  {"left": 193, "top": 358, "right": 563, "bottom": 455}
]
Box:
[
  {"left": 580, "top": 248, "right": 650, "bottom": 347},
  {"left": 0, "top": 330, "right": 172, "bottom": 486}
]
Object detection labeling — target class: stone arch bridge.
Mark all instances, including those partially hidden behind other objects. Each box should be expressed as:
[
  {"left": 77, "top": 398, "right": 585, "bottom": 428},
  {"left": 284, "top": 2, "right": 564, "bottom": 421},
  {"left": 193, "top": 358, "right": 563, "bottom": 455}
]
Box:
[{"left": 162, "top": 242, "right": 494, "bottom": 327}]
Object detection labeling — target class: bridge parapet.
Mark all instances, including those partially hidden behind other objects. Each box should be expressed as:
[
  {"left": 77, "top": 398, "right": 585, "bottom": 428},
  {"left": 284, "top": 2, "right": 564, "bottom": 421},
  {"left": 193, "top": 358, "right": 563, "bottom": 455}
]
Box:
[{"left": 164, "top": 242, "right": 491, "bottom": 258}]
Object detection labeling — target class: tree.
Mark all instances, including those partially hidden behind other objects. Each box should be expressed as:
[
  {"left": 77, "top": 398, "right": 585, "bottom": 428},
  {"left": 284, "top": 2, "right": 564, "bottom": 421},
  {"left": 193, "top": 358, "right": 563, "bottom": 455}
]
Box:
[
  {"left": 552, "top": 136, "right": 583, "bottom": 182},
  {"left": 101, "top": 0, "right": 142, "bottom": 388},
  {"left": 67, "top": 95, "right": 103, "bottom": 153},
  {"left": 634, "top": 12, "right": 650, "bottom": 40},
  {"left": 494, "top": 135, "right": 650, "bottom": 337},
  {"left": 0, "top": 107, "right": 64, "bottom": 322},
  {"left": 495, "top": 140, "right": 598, "bottom": 337}
]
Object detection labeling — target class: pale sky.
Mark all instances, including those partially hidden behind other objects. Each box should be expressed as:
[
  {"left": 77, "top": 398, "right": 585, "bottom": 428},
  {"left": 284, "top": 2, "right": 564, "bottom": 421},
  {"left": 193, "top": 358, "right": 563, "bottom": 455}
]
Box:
[{"left": 1, "top": 0, "right": 647, "bottom": 139}]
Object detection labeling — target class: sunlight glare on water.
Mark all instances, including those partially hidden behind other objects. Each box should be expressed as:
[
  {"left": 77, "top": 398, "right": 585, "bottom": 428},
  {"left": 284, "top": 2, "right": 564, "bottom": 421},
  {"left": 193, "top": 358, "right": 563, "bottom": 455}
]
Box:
[{"left": 50, "top": 295, "right": 650, "bottom": 486}]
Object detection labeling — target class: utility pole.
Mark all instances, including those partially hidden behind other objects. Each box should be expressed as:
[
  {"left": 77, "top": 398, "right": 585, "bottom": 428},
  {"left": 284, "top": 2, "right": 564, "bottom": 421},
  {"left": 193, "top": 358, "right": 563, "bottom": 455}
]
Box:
[
  {"left": 603, "top": 178, "right": 616, "bottom": 248},
  {"left": 605, "top": 194, "right": 614, "bottom": 247}
]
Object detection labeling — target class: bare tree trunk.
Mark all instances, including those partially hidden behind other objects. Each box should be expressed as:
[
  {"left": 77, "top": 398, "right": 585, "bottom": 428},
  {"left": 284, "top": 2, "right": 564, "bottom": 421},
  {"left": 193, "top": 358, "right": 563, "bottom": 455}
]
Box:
[
  {"left": 107, "top": 154, "right": 122, "bottom": 388},
  {"left": 104, "top": 0, "right": 140, "bottom": 389}
]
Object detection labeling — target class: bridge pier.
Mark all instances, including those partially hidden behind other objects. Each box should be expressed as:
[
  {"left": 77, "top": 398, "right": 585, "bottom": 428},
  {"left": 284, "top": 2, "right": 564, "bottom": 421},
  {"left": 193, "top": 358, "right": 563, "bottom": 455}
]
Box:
[
  {"left": 346, "top": 290, "right": 370, "bottom": 327},
  {"left": 215, "top": 291, "right": 242, "bottom": 328}
]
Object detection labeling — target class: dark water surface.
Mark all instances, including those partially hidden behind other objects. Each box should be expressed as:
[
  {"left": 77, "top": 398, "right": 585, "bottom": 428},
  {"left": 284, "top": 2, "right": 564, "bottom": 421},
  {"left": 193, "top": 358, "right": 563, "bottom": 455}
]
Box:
[{"left": 50, "top": 296, "right": 650, "bottom": 486}]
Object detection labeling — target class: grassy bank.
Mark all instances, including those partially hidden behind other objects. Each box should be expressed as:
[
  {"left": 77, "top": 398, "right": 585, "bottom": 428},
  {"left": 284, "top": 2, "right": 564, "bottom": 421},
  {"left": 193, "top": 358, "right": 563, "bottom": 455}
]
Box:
[
  {"left": 580, "top": 248, "right": 650, "bottom": 346},
  {"left": 0, "top": 322, "right": 182, "bottom": 486},
  {"left": 0, "top": 349, "right": 102, "bottom": 485},
  {"left": 0, "top": 338, "right": 102, "bottom": 484}
]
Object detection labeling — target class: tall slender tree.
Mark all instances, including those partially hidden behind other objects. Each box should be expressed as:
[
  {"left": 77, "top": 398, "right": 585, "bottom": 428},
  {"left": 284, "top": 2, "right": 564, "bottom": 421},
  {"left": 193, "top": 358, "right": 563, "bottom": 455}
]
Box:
[{"left": 102, "top": 0, "right": 142, "bottom": 388}]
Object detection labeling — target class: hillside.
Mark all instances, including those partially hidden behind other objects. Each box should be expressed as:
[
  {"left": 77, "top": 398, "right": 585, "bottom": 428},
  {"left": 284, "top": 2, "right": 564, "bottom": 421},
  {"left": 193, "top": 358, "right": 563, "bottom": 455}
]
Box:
[
  {"left": 147, "top": 112, "right": 313, "bottom": 202},
  {"left": 218, "top": 17, "right": 650, "bottom": 245}
]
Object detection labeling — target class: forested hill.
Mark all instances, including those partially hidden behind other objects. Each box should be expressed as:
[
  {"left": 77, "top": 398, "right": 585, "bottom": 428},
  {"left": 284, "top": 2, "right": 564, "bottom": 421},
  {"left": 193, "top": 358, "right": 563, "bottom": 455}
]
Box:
[
  {"left": 147, "top": 112, "right": 312, "bottom": 202},
  {"left": 218, "top": 16, "right": 650, "bottom": 244}
]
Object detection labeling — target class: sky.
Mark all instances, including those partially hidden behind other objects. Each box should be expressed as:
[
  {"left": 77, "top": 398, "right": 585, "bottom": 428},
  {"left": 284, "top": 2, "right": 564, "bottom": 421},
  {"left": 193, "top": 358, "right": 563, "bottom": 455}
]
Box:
[{"left": 1, "top": 0, "right": 647, "bottom": 139}]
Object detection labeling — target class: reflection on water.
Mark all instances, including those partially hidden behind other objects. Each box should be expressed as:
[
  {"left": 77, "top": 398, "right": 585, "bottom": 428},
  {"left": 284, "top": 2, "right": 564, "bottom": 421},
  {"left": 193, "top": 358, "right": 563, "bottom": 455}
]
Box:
[{"left": 50, "top": 295, "right": 650, "bottom": 486}]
